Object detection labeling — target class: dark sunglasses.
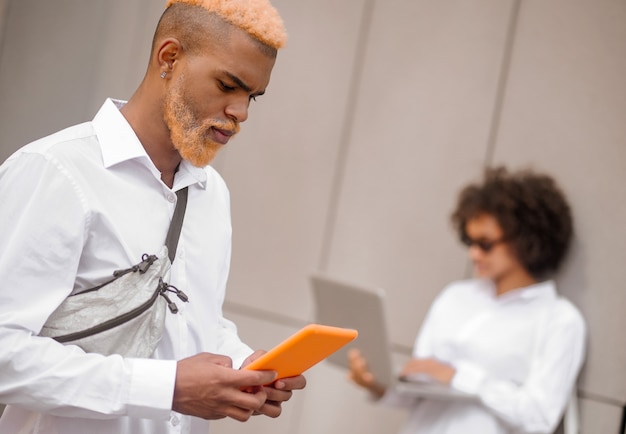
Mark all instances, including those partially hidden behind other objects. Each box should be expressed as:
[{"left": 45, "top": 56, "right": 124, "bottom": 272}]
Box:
[{"left": 461, "top": 234, "right": 506, "bottom": 253}]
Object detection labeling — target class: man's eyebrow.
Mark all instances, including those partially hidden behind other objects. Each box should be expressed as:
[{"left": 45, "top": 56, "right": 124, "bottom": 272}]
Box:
[{"left": 222, "top": 71, "right": 265, "bottom": 96}]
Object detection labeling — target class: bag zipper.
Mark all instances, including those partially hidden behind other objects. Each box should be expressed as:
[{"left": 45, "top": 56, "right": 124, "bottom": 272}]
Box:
[{"left": 71, "top": 254, "right": 159, "bottom": 296}]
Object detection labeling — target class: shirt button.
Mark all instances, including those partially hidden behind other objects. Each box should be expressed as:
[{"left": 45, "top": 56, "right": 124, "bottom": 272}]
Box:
[
  {"left": 167, "top": 194, "right": 176, "bottom": 203},
  {"left": 171, "top": 415, "right": 180, "bottom": 426}
]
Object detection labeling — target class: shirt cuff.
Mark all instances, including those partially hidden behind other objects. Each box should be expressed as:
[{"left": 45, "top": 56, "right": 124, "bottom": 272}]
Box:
[
  {"left": 231, "top": 345, "right": 254, "bottom": 369},
  {"left": 126, "top": 358, "right": 177, "bottom": 420},
  {"left": 451, "top": 360, "right": 487, "bottom": 395}
]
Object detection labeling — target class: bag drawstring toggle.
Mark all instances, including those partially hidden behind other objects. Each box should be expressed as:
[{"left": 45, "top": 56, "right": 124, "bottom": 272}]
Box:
[{"left": 158, "top": 279, "right": 189, "bottom": 314}]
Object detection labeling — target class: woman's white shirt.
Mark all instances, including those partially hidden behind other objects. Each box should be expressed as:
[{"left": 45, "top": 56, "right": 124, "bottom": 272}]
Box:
[{"left": 380, "top": 279, "right": 586, "bottom": 434}]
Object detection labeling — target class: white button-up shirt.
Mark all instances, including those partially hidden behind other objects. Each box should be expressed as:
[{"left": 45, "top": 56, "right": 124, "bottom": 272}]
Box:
[
  {"left": 381, "top": 279, "right": 586, "bottom": 434},
  {"left": 0, "top": 99, "right": 253, "bottom": 434}
]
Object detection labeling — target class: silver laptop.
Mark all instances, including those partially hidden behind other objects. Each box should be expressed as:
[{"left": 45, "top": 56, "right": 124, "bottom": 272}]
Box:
[{"left": 310, "top": 273, "right": 477, "bottom": 401}]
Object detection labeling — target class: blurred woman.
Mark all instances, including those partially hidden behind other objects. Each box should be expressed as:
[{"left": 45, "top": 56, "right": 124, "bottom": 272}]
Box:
[{"left": 348, "top": 166, "right": 586, "bottom": 434}]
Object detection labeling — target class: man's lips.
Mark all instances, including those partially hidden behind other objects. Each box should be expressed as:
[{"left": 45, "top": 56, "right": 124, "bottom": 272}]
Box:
[{"left": 210, "top": 127, "right": 235, "bottom": 145}]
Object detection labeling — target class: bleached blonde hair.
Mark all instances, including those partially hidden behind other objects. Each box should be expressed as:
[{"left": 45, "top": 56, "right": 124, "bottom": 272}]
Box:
[{"left": 165, "top": 0, "right": 287, "bottom": 50}]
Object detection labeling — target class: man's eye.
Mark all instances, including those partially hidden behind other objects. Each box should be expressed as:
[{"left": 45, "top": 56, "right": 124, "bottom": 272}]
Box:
[{"left": 219, "top": 81, "right": 235, "bottom": 92}]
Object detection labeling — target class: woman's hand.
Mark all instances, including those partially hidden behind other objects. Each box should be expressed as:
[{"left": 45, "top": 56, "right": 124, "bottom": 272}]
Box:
[
  {"left": 399, "top": 358, "right": 456, "bottom": 385},
  {"left": 347, "top": 348, "right": 386, "bottom": 398}
]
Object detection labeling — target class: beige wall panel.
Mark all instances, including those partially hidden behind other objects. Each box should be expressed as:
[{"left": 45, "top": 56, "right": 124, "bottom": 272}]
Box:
[
  {"left": 0, "top": 0, "right": 107, "bottom": 161},
  {"left": 0, "top": 0, "right": 8, "bottom": 44},
  {"left": 578, "top": 396, "right": 623, "bottom": 434},
  {"left": 86, "top": 0, "right": 165, "bottom": 111},
  {"left": 0, "top": 0, "right": 164, "bottom": 163},
  {"left": 294, "top": 362, "right": 408, "bottom": 434},
  {"left": 324, "top": 0, "right": 514, "bottom": 346},
  {"left": 489, "top": 0, "right": 626, "bottom": 403},
  {"left": 214, "top": 0, "right": 369, "bottom": 320}
]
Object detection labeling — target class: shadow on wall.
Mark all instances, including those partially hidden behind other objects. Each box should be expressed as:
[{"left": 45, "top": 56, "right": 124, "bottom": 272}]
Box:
[
  {"left": 555, "top": 236, "right": 588, "bottom": 375},
  {"left": 557, "top": 236, "right": 588, "bottom": 303}
]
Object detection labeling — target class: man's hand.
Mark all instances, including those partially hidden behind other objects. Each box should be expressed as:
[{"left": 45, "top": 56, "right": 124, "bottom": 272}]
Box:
[
  {"left": 172, "top": 353, "right": 277, "bottom": 421},
  {"left": 241, "top": 350, "right": 307, "bottom": 418}
]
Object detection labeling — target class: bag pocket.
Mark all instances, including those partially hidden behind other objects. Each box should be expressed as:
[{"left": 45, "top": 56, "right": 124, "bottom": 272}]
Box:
[{"left": 39, "top": 246, "right": 188, "bottom": 358}]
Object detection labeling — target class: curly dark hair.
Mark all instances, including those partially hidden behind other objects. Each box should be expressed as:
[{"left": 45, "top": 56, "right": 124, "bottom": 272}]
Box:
[{"left": 450, "top": 166, "right": 573, "bottom": 278}]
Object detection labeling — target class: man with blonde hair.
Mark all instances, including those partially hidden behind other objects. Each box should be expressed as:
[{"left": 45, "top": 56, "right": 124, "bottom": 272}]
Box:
[{"left": 0, "top": 1, "right": 305, "bottom": 433}]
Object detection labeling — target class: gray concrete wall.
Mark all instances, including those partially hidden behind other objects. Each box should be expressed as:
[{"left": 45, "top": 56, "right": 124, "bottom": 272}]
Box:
[{"left": 0, "top": 0, "right": 624, "bottom": 432}]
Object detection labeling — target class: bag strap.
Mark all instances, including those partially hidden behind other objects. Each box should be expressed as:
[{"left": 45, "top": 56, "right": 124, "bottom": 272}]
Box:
[{"left": 164, "top": 186, "right": 189, "bottom": 263}]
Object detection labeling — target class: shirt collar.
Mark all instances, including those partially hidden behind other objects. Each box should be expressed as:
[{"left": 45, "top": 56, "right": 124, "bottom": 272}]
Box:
[
  {"left": 92, "top": 98, "right": 208, "bottom": 189},
  {"left": 93, "top": 98, "right": 148, "bottom": 169},
  {"left": 176, "top": 159, "right": 209, "bottom": 190},
  {"left": 495, "top": 279, "right": 557, "bottom": 303}
]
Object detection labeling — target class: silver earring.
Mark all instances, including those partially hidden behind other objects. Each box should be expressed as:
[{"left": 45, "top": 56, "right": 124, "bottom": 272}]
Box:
[{"left": 160, "top": 71, "right": 167, "bottom": 79}]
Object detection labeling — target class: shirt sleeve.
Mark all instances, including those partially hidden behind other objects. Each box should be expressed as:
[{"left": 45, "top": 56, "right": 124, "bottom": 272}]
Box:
[
  {"left": 214, "top": 316, "right": 254, "bottom": 368},
  {"left": 451, "top": 302, "right": 586, "bottom": 433},
  {"left": 0, "top": 152, "right": 174, "bottom": 420}
]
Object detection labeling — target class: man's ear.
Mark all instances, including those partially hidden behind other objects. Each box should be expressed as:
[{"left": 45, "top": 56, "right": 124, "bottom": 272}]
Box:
[{"left": 156, "top": 37, "right": 182, "bottom": 76}]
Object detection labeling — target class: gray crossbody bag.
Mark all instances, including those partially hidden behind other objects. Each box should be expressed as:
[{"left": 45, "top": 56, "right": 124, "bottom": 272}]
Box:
[{"left": 39, "top": 187, "right": 189, "bottom": 358}]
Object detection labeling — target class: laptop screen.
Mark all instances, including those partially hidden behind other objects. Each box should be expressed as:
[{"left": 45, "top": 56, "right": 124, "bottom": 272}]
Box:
[{"left": 310, "top": 273, "right": 396, "bottom": 387}]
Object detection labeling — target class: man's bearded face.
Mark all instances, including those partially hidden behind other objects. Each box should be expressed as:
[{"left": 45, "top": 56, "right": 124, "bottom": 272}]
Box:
[{"left": 163, "top": 74, "right": 240, "bottom": 167}]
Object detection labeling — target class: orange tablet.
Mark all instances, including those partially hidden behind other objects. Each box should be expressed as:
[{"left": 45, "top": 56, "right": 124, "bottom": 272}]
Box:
[{"left": 243, "top": 323, "right": 358, "bottom": 380}]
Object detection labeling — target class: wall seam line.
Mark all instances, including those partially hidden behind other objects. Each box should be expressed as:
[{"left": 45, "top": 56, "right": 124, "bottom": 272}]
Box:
[
  {"left": 463, "top": 0, "right": 522, "bottom": 280},
  {"left": 483, "top": 0, "right": 522, "bottom": 167},
  {"left": 317, "top": 0, "right": 376, "bottom": 272}
]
